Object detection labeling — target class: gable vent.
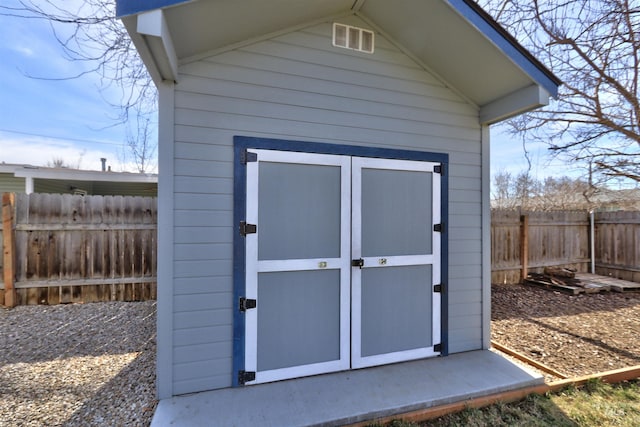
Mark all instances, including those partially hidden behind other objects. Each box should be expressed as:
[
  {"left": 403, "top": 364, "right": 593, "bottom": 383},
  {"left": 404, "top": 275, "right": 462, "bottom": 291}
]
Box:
[{"left": 332, "top": 23, "right": 374, "bottom": 54}]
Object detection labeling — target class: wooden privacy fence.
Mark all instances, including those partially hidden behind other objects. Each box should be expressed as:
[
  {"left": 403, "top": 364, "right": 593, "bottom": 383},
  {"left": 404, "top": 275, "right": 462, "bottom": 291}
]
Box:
[
  {"left": 595, "top": 211, "right": 640, "bottom": 283},
  {"left": 3, "top": 194, "right": 638, "bottom": 305},
  {"left": 1, "top": 193, "right": 157, "bottom": 307},
  {"left": 492, "top": 209, "right": 640, "bottom": 285}
]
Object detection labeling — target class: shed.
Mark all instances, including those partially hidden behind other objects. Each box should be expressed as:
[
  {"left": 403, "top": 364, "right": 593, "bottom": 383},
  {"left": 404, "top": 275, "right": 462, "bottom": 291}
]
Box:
[{"left": 119, "top": 0, "right": 560, "bottom": 424}]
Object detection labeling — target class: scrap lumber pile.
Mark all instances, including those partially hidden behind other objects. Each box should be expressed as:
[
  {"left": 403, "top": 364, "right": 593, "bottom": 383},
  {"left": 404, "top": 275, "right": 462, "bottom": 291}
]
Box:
[{"left": 524, "top": 267, "right": 611, "bottom": 294}]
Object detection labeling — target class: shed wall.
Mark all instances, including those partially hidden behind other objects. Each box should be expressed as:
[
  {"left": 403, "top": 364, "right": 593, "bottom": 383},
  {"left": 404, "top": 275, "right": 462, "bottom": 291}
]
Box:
[{"left": 169, "top": 17, "right": 484, "bottom": 395}]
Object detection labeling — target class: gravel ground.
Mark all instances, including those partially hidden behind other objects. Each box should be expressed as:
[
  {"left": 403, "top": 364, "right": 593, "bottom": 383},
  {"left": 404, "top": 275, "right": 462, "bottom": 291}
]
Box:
[
  {"left": 0, "top": 301, "right": 157, "bottom": 427},
  {"left": 3, "top": 284, "right": 638, "bottom": 426},
  {"left": 492, "top": 283, "right": 640, "bottom": 378}
]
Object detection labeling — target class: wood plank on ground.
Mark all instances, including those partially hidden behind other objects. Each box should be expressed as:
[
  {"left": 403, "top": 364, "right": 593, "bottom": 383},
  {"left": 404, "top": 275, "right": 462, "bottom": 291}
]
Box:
[
  {"left": 525, "top": 272, "right": 621, "bottom": 294},
  {"left": 575, "top": 273, "right": 640, "bottom": 292},
  {"left": 524, "top": 277, "right": 584, "bottom": 295}
]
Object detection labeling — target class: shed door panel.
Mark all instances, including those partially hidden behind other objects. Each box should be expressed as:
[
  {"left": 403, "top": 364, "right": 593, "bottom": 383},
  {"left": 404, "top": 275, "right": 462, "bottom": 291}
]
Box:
[
  {"left": 351, "top": 157, "right": 441, "bottom": 368},
  {"left": 244, "top": 150, "right": 351, "bottom": 385},
  {"left": 243, "top": 149, "right": 440, "bottom": 384},
  {"left": 257, "top": 269, "right": 341, "bottom": 371}
]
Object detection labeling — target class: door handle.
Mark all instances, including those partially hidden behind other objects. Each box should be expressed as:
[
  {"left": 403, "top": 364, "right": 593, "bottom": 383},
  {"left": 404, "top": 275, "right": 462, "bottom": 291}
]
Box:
[{"left": 351, "top": 258, "right": 364, "bottom": 269}]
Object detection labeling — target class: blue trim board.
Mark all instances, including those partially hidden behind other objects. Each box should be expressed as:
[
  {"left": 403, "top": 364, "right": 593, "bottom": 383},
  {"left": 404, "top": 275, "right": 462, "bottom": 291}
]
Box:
[
  {"left": 448, "top": 0, "right": 562, "bottom": 98},
  {"left": 232, "top": 142, "right": 248, "bottom": 387},
  {"left": 440, "top": 166, "right": 449, "bottom": 356},
  {"left": 232, "top": 135, "right": 450, "bottom": 384},
  {"left": 234, "top": 136, "right": 449, "bottom": 164},
  {"left": 116, "top": 0, "right": 191, "bottom": 17}
]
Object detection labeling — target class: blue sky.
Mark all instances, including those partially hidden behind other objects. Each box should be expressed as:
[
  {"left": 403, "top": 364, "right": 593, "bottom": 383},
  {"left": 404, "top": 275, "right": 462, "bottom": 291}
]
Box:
[
  {"left": 0, "top": 2, "right": 143, "bottom": 172},
  {"left": 0, "top": 3, "right": 572, "bottom": 180}
]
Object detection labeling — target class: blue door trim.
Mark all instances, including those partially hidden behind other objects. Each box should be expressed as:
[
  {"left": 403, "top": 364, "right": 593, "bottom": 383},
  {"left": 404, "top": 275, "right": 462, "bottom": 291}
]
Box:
[{"left": 232, "top": 136, "right": 449, "bottom": 386}]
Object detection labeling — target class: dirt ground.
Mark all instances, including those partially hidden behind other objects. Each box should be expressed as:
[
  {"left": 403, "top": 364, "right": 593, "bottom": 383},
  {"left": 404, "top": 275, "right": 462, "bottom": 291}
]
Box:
[
  {"left": 0, "top": 301, "right": 156, "bottom": 427},
  {"left": 491, "top": 283, "right": 640, "bottom": 379}
]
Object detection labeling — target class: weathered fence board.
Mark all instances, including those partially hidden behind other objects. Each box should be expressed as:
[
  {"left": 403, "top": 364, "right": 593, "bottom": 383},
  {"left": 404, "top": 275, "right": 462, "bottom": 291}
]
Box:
[
  {"left": 595, "top": 211, "right": 640, "bottom": 283},
  {"left": 1, "top": 193, "right": 157, "bottom": 306},
  {"left": 3, "top": 193, "right": 638, "bottom": 305},
  {"left": 491, "top": 210, "right": 522, "bottom": 284},
  {"left": 491, "top": 210, "right": 591, "bottom": 284},
  {"left": 2, "top": 193, "right": 16, "bottom": 306},
  {"left": 492, "top": 210, "right": 640, "bottom": 285}
]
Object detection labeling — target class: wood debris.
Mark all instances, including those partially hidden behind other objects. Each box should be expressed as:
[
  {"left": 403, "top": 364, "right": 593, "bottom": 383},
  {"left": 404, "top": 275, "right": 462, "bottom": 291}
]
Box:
[{"left": 525, "top": 268, "right": 611, "bottom": 294}]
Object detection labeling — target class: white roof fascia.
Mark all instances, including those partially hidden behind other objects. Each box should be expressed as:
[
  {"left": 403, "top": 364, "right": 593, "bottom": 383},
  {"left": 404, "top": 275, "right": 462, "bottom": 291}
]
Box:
[
  {"left": 0, "top": 165, "right": 22, "bottom": 173},
  {"left": 479, "top": 84, "right": 550, "bottom": 125},
  {"left": 351, "top": 0, "right": 367, "bottom": 12},
  {"left": 14, "top": 168, "right": 157, "bottom": 183},
  {"left": 136, "top": 9, "right": 179, "bottom": 82},
  {"left": 123, "top": 17, "right": 164, "bottom": 85}
]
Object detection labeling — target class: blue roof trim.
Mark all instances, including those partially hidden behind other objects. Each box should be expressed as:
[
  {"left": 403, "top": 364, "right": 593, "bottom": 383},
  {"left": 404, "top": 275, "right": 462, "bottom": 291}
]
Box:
[
  {"left": 232, "top": 141, "right": 248, "bottom": 387},
  {"left": 116, "top": 0, "right": 190, "bottom": 17},
  {"left": 448, "top": 0, "right": 561, "bottom": 98}
]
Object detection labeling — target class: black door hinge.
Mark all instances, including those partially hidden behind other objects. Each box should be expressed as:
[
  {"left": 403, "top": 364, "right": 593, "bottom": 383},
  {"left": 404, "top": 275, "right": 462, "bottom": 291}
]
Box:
[
  {"left": 434, "top": 223, "right": 444, "bottom": 232},
  {"left": 239, "top": 297, "right": 257, "bottom": 312},
  {"left": 351, "top": 258, "right": 365, "bottom": 268},
  {"left": 433, "top": 284, "right": 444, "bottom": 293},
  {"left": 434, "top": 164, "right": 444, "bottom": 175},
  {"left": 241, "top": 150, "right": 258, "bottom": 164},
  {"left": 240, "top": 221, "right": 257, "bottom": 236},
  {"left": 434, "top": 343, "right": 442, "bottom": 352},
  {"left": 238, "top": 370, "right": 256, "bottom": 385}
]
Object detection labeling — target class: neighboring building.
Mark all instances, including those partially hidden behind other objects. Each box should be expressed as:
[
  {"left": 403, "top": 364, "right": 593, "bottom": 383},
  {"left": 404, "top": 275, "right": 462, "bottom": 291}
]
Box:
[
  {"left": 119, "top": 0, "right": 560, "bottom": 423},
  {"left": 0, "top": 163, "right": 157, "bottom": 196}
]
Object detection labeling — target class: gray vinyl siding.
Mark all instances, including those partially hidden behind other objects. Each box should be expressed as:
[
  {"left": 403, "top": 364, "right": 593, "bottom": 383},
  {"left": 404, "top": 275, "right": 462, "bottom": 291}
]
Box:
[
  {"left": 92, "top": 181, "right": 158, "bottom": 197},
  {"left": 30, "top": 178, "right": 157, "bottom": 196},
  {"left": 171, "top": 17, "right": 483, "bottom": 394},
  {"left": 34, "top": 179, "right": 72, "bottom": 194},
  {"left": 0, "top": 174, "right": 25, "bottom": 193}
]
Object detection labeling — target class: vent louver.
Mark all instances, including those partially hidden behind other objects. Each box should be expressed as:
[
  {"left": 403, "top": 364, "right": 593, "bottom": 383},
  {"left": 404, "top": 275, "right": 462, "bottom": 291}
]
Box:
[{"left": 333, "top": 23, "right": 374, "bottom": 54}]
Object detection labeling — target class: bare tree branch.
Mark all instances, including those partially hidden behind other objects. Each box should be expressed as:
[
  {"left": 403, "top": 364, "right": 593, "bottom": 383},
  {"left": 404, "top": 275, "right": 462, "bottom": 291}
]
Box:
[
  {"left": 1, "top": 0, "right": 157, "bottom": 170},
  {"left": 480, "top": 0, "right": 640, "bottom": 185}
]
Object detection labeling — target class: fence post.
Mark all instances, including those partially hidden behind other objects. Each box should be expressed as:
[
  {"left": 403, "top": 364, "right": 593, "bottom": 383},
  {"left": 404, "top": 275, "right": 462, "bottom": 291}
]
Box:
[
  {"left": 2, "top": 193, "right": 16, "bottom": 307},
  {"left": 520, "top": 214, "right": 529, "bottom": 284}
]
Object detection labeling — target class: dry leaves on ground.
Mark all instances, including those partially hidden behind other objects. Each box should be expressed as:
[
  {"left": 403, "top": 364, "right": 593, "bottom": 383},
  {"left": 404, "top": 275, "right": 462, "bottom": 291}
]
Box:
[{"left": 492, "top": 283, "right": 640, "bottom": 378}]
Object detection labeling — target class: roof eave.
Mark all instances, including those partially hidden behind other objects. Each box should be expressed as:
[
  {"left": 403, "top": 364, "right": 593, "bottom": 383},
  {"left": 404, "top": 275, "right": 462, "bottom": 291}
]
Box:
[
  {"left": 479, "top": 84, "right": 550, "bottom": 125},
  {"left": 122, "top": 10, "right": 178, "bottom": 85},
  {"left": 118, "top": 0, "right": 562, "bottom": 123},
  {"left": 448, "top": 0, "right": 561, "bottom": 98}
]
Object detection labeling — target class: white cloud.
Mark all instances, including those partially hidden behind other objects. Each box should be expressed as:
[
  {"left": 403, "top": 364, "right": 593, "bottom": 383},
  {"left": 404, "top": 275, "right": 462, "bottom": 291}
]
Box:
[
  {"left": 12, "top": 45, "right": 34, "bottom": 57},
  {"left": 0, "top": 133, "right": 137, "bottom": 172}
]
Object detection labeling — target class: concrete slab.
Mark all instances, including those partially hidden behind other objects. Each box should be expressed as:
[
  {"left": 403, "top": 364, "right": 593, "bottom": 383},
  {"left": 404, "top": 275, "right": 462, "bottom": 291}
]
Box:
[{"left": 152, "top": 350, "right": 542, "bottom": 427}]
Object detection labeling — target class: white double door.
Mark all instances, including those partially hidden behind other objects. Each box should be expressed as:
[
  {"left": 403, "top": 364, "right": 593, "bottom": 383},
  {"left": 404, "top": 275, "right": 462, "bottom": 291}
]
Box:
[{"left": 243, "top": 149, "right": 441, "bottom": 385}]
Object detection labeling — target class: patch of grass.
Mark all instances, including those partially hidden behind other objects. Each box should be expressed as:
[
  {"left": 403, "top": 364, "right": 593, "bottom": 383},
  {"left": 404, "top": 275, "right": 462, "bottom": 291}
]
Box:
[
  {"left": 371, "top": 380, "right": 640, "bottom": 427},
  {"left": 421, "top": 394, "right": 577, "bottom": 427},
  {"left": 551, "top": 379, "right": 640, "bottom": 427}
]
